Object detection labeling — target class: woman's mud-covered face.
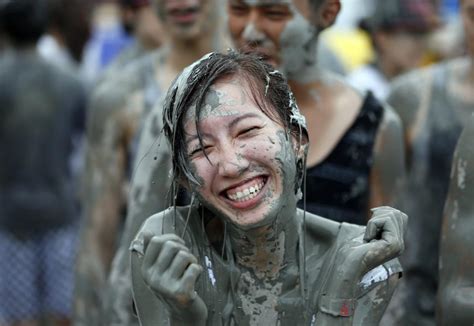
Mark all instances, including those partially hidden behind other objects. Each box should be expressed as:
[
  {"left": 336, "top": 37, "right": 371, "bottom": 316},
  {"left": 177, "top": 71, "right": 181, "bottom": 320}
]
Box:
[{"left": 184, "top": 76, "right": 299, "bottom": 229}]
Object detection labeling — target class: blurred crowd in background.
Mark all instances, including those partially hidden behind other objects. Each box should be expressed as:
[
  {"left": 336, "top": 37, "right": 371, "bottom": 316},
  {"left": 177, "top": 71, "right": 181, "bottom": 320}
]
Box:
[{"left": 0, "top": 0, "right": 472, "bottom": 325}]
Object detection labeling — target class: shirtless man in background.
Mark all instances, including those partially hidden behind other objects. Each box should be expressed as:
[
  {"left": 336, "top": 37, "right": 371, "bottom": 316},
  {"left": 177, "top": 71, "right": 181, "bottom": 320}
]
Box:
[
  {"left": 385, "top": 0, "right": 474, "bottom": 324},
  {"left": 99, "top": 0, "right": 164, "bottom": 81},
  {"left": 437, "top": 114, "right": 474, "bottom": 325},
  {"left": 73, "top": 0, "right": 228, "bottom": 324},
  {"left": 227, "top": 0, "right": 404, "bottom": 224}
]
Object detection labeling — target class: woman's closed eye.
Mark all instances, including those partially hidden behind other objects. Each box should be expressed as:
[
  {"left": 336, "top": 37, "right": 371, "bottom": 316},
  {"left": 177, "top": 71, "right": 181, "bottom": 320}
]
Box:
[
  {"left": 189, "top": 144, "right": 213, "bottom": 157},
  {"left": 237, "top": 125, "right": 264, "bottom": 138}
]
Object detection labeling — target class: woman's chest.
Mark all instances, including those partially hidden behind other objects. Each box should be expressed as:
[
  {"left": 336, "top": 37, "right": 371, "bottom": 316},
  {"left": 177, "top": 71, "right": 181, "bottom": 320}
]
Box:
[{"left": 195, "top": 256, "right": 326, "bottom": 325}]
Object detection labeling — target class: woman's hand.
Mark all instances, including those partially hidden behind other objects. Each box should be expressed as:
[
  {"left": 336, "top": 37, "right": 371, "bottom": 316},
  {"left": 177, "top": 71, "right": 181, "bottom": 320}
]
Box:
[
  {"left": 361, "top": 206, "right": 407, "bottom": 273},
  {"left": 319, "top": 207, "right": 407, "bottom": 318},
  {"left": 140, "top": 232, "right": 207, "bottom": 325}
]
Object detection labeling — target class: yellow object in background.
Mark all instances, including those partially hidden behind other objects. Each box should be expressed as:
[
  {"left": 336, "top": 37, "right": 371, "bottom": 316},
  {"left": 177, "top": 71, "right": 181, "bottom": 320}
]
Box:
[{"left": 321, "top": 29, "right": 374, "bottom": 72}]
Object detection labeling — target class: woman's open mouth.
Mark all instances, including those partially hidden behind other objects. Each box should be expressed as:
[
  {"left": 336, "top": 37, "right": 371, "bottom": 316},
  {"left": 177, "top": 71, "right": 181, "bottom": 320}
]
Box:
[{"left": 221, "top": 176, "right": 268, "bottom": 209}]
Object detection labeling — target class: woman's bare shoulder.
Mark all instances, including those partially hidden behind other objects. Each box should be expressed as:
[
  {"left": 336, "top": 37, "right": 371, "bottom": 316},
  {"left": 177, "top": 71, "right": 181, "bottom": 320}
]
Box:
[
  {"left": 135, "top": 206, "right": 194, "bottom": 239},
  {"left": 299, "top": 209, "right": 342, "bottom": 241},
  {"left": 299, "top": 208, "right": 368, "bottom": 244}
]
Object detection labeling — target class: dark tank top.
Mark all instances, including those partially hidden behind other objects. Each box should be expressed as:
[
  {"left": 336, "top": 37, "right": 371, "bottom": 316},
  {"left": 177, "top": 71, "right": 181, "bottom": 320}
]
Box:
[{"left": 298, "top": 92, "right": 384, "bottom": 225}]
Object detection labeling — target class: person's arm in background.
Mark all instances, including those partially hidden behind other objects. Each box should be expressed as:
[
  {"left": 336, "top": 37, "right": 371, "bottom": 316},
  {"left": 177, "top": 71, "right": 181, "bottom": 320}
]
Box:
[
  {"left": 369, "top": 105, "right": 405, "bottom": 209},
  {"left": 102, "top": 100, "right": 174, "bottom": 324},
  {"left": 74, "top": 79, "right": 131, "bottom": 323},
  {"left": 437, "top": 114, "right": 474, "bottom": 325},
  {"left": 386, "top": 70, "right": 431, "bottom": 170}
]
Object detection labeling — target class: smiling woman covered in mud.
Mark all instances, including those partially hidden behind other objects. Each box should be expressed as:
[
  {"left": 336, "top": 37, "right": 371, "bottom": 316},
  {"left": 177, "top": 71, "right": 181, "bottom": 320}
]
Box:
[{"left": 130, "top": 52, "right": 407, "bottom": 326}]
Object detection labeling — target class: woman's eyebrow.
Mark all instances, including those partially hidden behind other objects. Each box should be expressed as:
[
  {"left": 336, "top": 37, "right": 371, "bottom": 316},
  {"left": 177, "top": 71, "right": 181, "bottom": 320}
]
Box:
[
  {"left": 185, "top": 112, "right": 263, "bottom": 146},
  {"left": 185, "top": 133, "right": 212, "bottom": 146},
  {"left": 228, "top": 112, "right": 262, "bottom": 130}
]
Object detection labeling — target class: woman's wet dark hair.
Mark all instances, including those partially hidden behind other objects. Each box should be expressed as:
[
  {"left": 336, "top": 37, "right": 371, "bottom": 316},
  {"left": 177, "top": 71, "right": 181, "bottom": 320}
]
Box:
[{"left": 163, "top": 51, "right": 307, "bottom": 186}]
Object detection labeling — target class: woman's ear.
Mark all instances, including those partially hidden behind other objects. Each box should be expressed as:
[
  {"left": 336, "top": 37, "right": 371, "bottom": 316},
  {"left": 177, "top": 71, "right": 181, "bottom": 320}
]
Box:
[{"left": 314, "top": 0, "right": 341, "bottom": 30}]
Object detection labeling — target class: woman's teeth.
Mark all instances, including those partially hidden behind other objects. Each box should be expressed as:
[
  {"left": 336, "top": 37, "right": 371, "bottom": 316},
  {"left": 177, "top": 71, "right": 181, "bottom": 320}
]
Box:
[{"left": 227, "top": 181, "right": 265, "bottom": 202}]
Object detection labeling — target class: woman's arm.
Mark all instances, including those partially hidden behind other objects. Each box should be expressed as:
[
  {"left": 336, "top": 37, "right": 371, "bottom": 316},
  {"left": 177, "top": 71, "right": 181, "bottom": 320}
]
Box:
[
  {"left": 353, "top": 267, "right": 400, "bottom": 324},
  {"left": 316, "top": 207, "right": 407, "bottom": 325},
  {"left": 316, "top": 273, "right": 399, "bottom": 325}
]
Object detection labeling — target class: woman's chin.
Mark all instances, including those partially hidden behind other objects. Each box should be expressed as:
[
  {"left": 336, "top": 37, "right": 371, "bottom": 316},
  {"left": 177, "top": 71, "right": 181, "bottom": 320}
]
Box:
[{"left": 228, "top": 213, "right": 276, "bottom": 231}]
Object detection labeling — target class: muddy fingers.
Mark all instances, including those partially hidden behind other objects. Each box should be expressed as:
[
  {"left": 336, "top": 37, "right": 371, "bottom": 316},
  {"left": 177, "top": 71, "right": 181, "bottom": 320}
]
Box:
[{"left": 139, "top": 233, "right": 207, "bottom": 324}]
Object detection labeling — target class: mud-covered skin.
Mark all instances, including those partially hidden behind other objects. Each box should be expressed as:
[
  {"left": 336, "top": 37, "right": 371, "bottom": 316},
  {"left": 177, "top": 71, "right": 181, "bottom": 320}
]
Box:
[
  {"left": 76, "top": 52, "right": 224, "bottom": 325},
  {"left": 183, "top": 79, "right": 301, "bottom": 231},
  {"left": 131, "top": 207, "right": 404, "bottom": 326},
  {"left": 77, "top": 11, "right": 229, "bottom": 321},
  {"left": 101, "top": 61, "right": 217, "bottom": 325},
  {"left": 100, "top": 96, "right": 173, "bottom": 326},
  {"left": 130, "top": 71, "right": 406, "bottom": 325},
  {"left": 73, "top": 50, "right": 166, "bottom": 326},
  {"left": 100, "top": 4, "right": 230, "bottom": 325},
  {"left": 385, "top": 57, "right": 474, "bottom": 325},
  {"left": 438, "top": 114, "right": 474, "bottom": 325}
]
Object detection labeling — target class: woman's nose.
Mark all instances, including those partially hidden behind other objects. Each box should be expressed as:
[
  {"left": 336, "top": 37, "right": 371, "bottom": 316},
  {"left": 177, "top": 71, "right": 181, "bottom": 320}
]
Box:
[{"left": 217, "top": 150, "right": 249, "bottom": 177}]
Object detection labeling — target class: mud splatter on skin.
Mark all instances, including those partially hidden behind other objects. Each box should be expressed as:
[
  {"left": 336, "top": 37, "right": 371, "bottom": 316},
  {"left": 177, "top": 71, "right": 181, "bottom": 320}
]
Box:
[
  {"left": 191, "top": 88, "right": 241, "bottom": 122},
  {"left": 76, "top": 50, "right": 172, "bottom": 325},
  {"left": 279, "top": 3, "right": 321, "bottom": 83},
  {"left": 387, "top": 58, "right": 474, "bottom": 324},
  {"left": 192, "top": 125, "right": 301, "bottom": 323},
  {"left": 181, "top": 75, "right": 302, "bottom": 322},
  {"left": 131, "top": 51, "right": 405, "bottom": 324},
  {"left": 101, "top": 0, "right": 230, "bottom": 319},
  {"left": 238, "top": 271, "right": 283, "bottom": 324},
  {"left": 438, "top": 115, "right": 474, "bottom": 325},
  {"left": 238, "top": 1, "right": 322, "bottom": 83},
  {"left": 190, "top": 127, "right": 299, "bottom": 226}
]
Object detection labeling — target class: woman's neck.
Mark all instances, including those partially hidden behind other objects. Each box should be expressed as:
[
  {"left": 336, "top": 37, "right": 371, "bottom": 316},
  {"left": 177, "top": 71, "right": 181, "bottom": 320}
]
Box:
[{"left": 227, "top": 217, "right": 299, "bottom": 280}]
